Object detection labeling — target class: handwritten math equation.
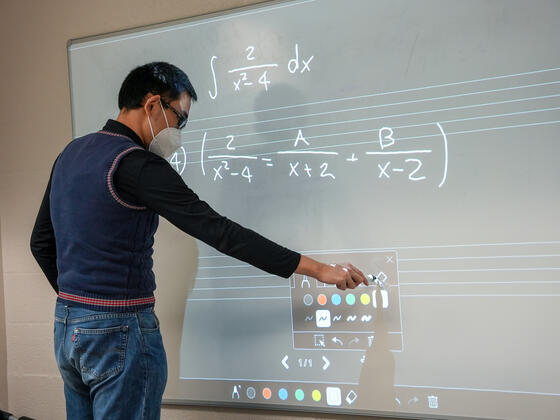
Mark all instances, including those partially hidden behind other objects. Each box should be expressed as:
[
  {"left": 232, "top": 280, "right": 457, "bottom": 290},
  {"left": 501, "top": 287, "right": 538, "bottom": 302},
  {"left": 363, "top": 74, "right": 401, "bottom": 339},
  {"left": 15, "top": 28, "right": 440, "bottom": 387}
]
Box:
[
  {"left": 171, "top": 123, "right": 449, "bottom": 189},
  {"left": 208, "top": 43, "right": 314, "bottom": 99}
]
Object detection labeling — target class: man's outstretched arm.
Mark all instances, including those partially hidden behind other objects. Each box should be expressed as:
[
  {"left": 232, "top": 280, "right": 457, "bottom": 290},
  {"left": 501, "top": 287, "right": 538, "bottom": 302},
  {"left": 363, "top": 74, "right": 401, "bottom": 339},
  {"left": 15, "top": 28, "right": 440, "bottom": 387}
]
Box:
[{"left": 124, "top": 153, "right": 368, "bottom": 288}]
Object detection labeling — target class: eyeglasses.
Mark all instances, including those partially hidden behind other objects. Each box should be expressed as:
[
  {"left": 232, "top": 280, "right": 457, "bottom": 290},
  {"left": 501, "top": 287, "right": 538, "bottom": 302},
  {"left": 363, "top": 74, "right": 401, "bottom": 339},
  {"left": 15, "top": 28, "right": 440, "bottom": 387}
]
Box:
[{"left": 161, "top": 98, "right": 188, "bottom": 130}]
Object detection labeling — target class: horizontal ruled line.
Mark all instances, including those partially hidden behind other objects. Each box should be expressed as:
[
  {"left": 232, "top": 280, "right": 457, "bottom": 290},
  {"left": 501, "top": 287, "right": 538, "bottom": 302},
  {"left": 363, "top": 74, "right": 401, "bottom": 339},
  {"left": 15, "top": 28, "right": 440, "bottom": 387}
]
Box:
[
  {"left": 188, "top": 67, "right": 560, "bottom": 123},
  {"left": 185, "top": 80, "right": 560, "bottom": 133}
]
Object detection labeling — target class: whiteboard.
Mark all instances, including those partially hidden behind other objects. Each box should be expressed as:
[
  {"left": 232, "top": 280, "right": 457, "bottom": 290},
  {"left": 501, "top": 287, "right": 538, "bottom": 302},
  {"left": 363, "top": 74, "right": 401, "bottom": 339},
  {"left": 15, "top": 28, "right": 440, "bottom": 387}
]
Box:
[{"left": 68, "top": 1, "right": 560, "bottom": 418}]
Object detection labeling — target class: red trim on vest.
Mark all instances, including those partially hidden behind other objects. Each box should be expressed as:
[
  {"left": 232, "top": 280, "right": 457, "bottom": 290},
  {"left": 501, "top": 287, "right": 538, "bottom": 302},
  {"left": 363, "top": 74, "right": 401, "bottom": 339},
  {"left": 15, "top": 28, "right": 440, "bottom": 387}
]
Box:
[
  {"left": 106, "top": 145, "right": 147, "bottom": 210},
  {"left": 58, "top": 292, "right": 155, "bottom": 307}
]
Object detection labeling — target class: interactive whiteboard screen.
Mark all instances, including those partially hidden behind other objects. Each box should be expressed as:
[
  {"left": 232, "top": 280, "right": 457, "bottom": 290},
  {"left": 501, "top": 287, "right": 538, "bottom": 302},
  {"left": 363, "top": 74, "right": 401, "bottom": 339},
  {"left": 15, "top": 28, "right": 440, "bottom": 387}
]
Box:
[{"left": 68, "top": 1, "right": 560, "bottom": 418}]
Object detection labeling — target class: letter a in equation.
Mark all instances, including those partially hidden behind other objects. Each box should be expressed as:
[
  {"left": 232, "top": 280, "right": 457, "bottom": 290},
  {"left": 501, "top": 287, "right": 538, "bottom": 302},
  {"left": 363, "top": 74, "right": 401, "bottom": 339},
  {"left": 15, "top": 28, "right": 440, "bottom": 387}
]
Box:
[{"left": 294, "top": 129, "right": 309, "bottom": 147}]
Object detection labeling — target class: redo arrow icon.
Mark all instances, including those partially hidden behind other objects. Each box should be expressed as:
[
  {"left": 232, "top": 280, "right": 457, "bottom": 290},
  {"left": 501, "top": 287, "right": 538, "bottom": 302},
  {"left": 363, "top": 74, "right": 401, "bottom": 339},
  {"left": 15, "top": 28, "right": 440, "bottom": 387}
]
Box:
[{"left": 282, "top": 355, "right": 289, "bottom": 370}]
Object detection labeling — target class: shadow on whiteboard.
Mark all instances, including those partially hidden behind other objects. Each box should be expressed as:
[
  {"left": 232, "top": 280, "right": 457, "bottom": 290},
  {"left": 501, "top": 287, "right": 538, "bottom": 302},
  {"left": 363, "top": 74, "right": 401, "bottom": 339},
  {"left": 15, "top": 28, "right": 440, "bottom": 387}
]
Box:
[
  {"left": 152, "top": 218, "right": 198, "bottom": 398},
  {"left": 358, "top": 289, "right": 397, "bottom": 411}
]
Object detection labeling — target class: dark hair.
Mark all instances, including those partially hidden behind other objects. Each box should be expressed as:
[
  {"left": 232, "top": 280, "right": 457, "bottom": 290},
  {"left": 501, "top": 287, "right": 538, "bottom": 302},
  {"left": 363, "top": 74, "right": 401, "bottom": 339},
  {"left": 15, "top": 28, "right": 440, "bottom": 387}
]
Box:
[{"left": 118, "top": 62, "right": 197, "bottom": 110}]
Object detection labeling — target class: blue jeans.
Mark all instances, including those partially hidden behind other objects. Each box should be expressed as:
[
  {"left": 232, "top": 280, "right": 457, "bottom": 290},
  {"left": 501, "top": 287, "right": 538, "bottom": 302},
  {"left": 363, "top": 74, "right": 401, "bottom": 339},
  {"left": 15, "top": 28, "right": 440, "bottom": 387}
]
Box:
[{"left": 54, "top": 302, "right": 167, "bottom": 419}]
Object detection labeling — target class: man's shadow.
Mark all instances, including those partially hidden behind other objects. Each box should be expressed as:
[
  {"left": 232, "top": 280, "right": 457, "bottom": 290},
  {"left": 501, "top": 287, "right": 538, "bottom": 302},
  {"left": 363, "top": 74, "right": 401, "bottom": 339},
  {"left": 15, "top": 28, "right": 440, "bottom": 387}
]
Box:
[
  {"left": 357, "top": 285, "right": 398, "bottom": 411},
  {"left": 152, "top": 218, "right": 197, "bottom": 398}
]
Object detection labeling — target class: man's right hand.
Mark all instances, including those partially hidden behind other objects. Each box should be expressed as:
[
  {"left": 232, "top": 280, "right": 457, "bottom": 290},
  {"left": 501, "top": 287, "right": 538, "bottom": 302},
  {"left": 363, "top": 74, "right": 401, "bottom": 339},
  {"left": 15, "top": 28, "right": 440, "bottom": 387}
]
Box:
[{"left": 294, "top": 255, "right": 369, "bottom": 290}]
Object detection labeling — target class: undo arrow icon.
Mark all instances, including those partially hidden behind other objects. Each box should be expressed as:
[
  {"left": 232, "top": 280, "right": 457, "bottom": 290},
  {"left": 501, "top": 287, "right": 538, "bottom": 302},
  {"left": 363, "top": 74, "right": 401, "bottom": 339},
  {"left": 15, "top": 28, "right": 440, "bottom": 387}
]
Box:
[{"left": 332, "top": 337, "right": 343, "bottom": 346}]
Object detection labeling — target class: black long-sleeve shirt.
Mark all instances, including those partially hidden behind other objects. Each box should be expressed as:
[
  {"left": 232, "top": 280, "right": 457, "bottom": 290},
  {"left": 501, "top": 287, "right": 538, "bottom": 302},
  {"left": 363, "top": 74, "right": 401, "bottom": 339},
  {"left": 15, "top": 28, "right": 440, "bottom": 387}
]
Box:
[{"left": 30, "top": 119, "right": 301, "bottom": 293}]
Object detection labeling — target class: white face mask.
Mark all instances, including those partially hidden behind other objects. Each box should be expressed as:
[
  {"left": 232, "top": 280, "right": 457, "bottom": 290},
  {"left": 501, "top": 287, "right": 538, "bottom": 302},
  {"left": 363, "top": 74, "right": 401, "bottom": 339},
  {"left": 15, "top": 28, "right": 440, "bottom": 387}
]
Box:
[{"left": 147, "top": 101, "right": 182, "bottom": 159}]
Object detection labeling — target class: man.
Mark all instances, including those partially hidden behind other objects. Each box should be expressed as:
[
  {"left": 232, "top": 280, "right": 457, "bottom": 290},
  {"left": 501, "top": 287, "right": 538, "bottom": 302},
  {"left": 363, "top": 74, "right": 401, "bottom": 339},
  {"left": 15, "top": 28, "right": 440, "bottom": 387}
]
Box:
[{"left": 30, "top": 62, "right": 368, "bottom": 420}]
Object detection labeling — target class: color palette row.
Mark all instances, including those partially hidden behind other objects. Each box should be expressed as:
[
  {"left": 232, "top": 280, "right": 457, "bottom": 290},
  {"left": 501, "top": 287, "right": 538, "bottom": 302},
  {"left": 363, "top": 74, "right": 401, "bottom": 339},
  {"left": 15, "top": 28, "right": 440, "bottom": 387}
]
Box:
[
  {"left": 303, "top": 292, "right": 371, "bottom": 306},
  {"left": 244, "top": 386, "right": 344, "bottom": 405}
]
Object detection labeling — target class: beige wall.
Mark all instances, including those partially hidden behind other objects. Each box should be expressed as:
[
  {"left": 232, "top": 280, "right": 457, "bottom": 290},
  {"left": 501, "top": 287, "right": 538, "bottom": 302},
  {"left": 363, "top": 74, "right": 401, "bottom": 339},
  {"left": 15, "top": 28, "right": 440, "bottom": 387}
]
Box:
[
  {"left": 0, "top": 220, "right": 8, "bottom": 409},
  {"left": 0, "top": 1, "right": 399, "bottom": 419}
]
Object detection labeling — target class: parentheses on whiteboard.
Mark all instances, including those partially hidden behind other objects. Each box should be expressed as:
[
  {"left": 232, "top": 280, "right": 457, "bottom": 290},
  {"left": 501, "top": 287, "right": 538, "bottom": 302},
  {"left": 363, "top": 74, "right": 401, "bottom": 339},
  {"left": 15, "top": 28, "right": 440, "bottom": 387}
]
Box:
[
  {"left": 177, "top": 146, "right": 187, "bottom": 175},
  {"left": 436, "top": 122, "right": 448, "bottom": 188},
  {"left": 201, "top": 132, "right": 207, "bottom": 176},
  {"left": 208, "top": 56, "right": 218, "bottom": 100}
]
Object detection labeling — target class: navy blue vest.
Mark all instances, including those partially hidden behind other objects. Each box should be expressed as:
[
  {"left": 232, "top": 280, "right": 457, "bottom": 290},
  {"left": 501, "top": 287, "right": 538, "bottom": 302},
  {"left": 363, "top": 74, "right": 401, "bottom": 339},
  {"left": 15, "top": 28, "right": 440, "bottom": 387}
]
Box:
[{"left": 51, "top": 130, "right": 159, "bottom": 311}]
